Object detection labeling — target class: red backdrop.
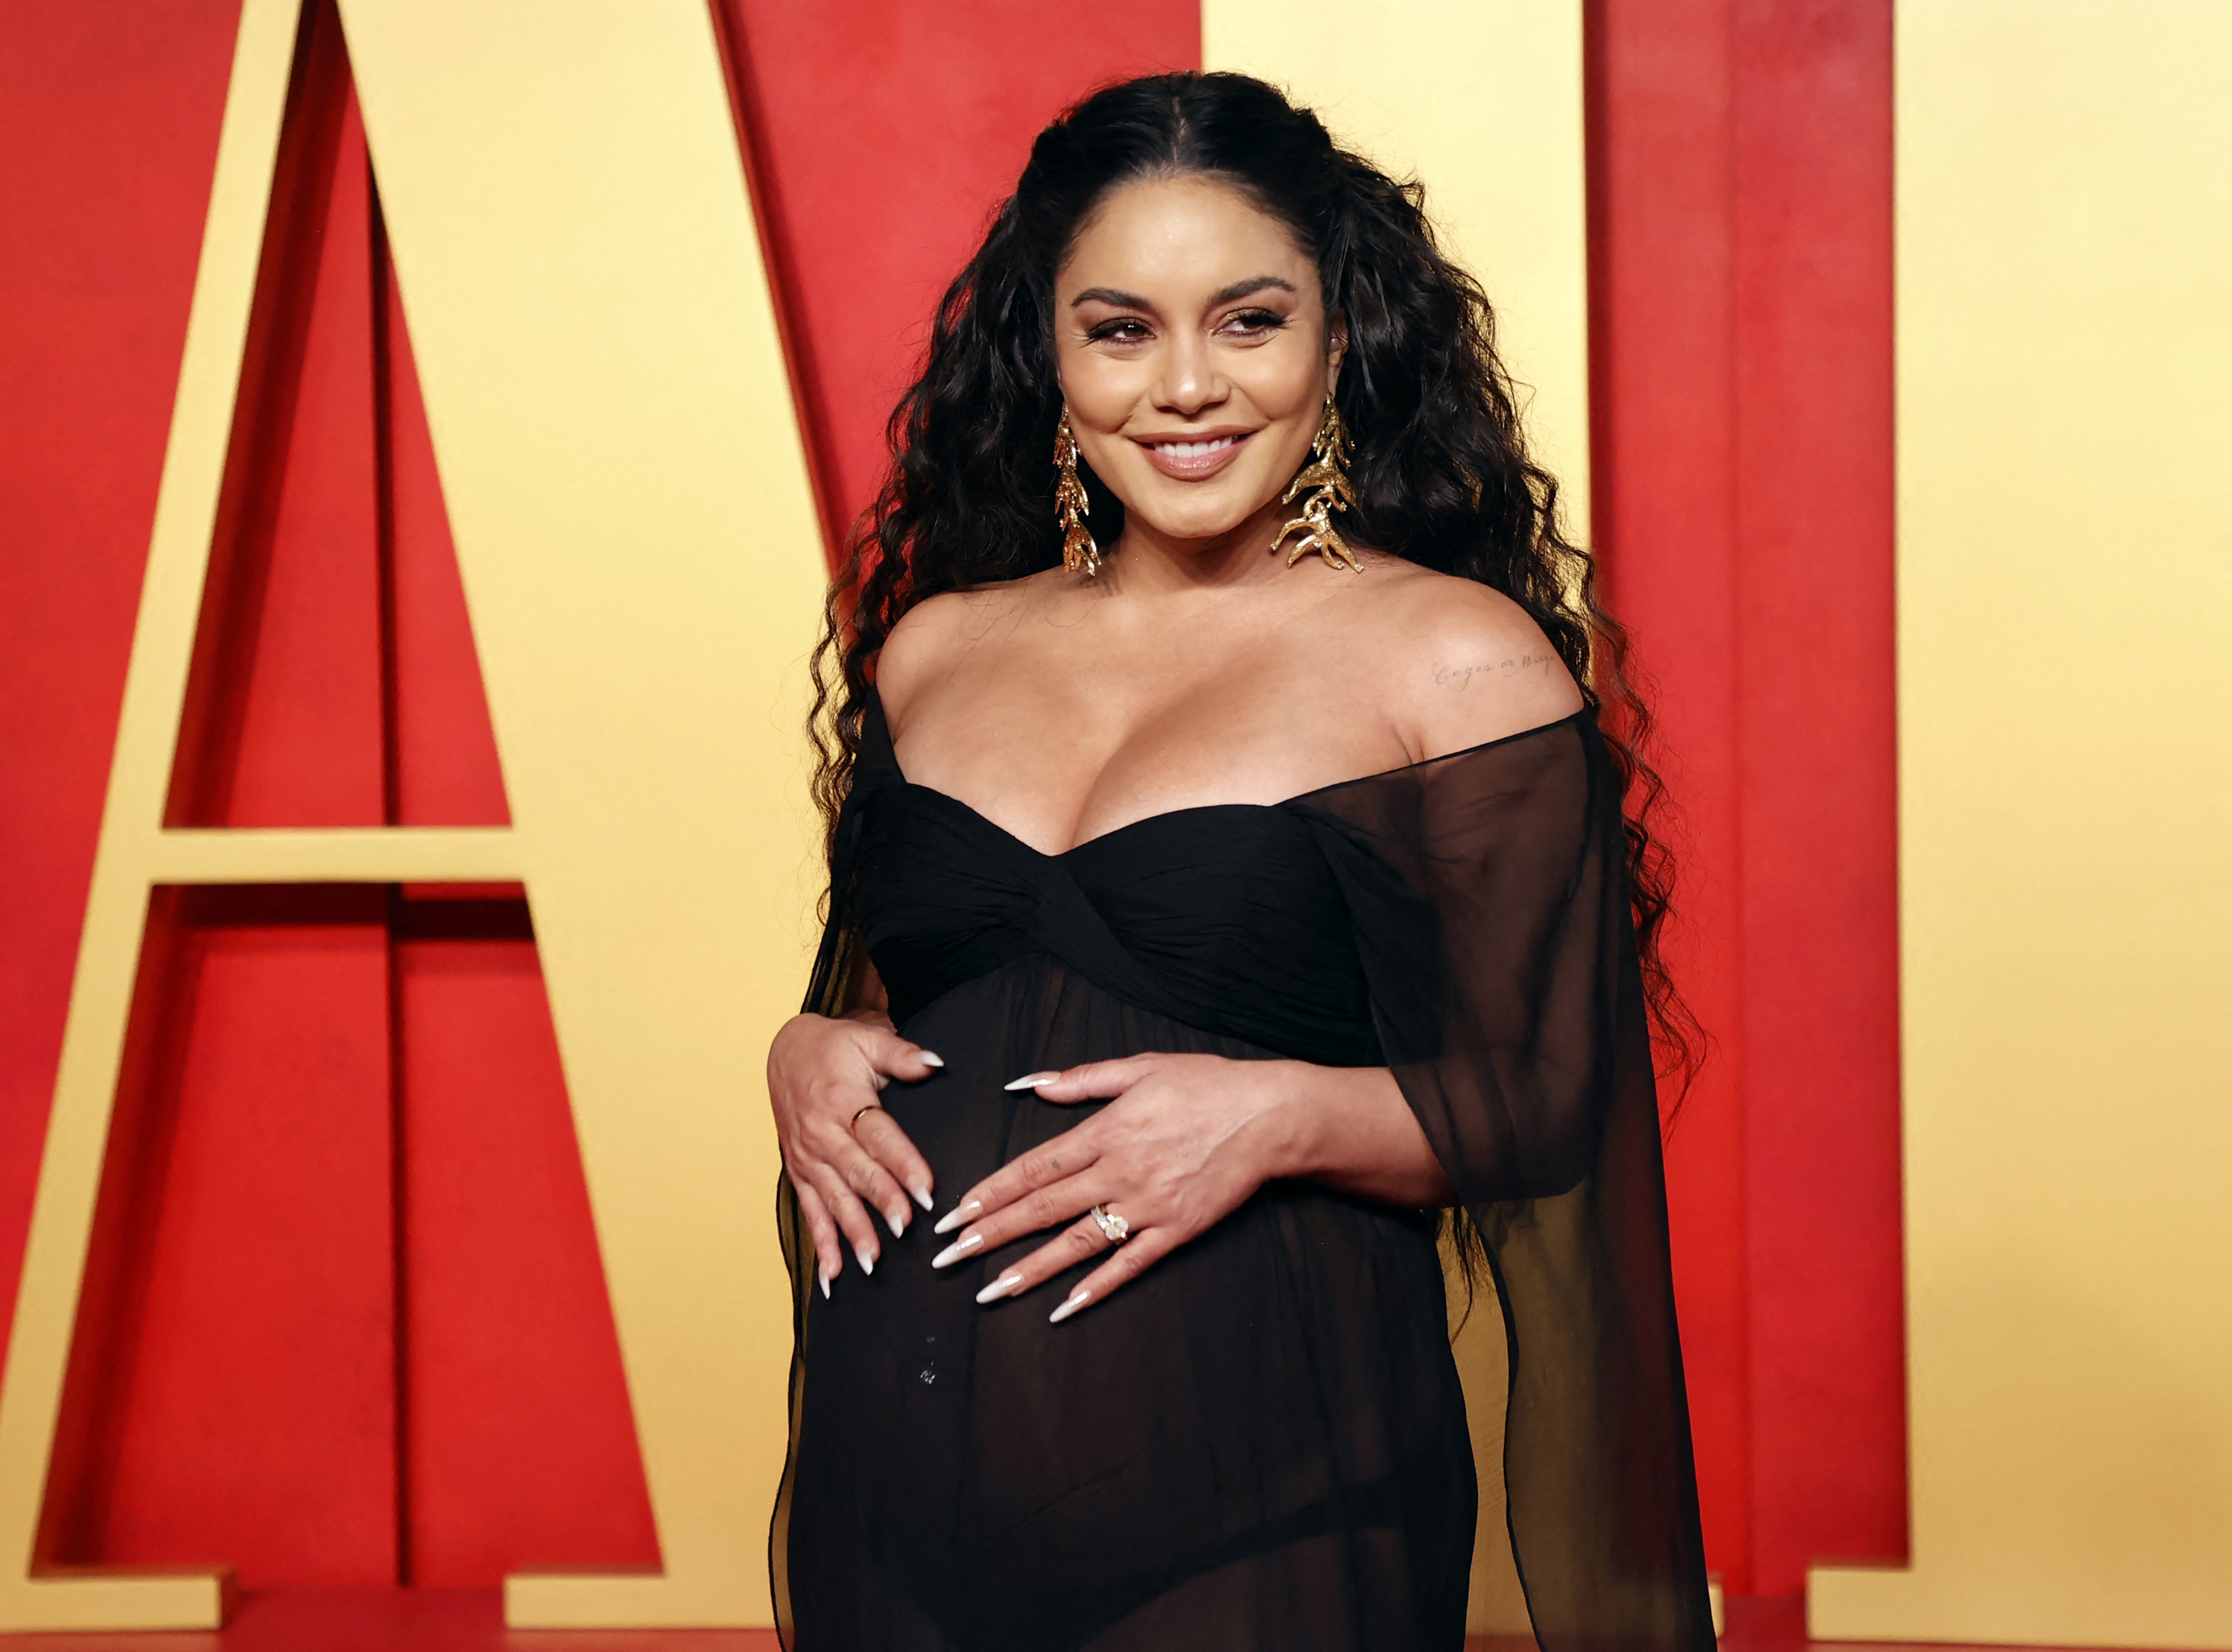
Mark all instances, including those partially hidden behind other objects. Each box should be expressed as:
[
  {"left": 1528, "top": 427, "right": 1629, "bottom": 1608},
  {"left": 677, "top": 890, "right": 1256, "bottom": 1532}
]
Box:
[
  {"left": 0, "top": 0, "right": 1897, "bottom": 1602},
  {"left": 1591, "top": 0, "right": 1904, "bottom": 1595}
]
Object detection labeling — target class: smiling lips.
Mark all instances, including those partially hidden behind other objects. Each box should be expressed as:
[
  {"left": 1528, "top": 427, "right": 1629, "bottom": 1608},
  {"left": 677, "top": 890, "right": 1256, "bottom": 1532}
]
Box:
[{"left": 1137, "top": 429, "right": 1252, "bottom": 481}]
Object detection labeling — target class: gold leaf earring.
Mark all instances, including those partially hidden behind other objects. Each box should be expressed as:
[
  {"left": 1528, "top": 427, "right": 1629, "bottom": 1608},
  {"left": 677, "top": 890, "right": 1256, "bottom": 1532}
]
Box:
[
  {"left": 1053, "top": 411, "right": 1101, "bottom": 578},
  {"left": 1271, "top": 398, "right": 1362, "bottom": 573}
]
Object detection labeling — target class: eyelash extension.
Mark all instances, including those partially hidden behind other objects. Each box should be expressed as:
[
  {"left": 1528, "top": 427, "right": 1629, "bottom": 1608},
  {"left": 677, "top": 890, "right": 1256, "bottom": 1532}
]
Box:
[{"left": 1084, "top": 310, "right": 1290, "bottom": 343}]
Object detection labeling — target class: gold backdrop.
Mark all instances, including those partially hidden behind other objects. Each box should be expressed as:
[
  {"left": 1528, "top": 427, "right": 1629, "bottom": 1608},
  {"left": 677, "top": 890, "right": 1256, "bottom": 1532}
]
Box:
[{"left": 1810, "top": 2, "right": 2232, "bottom": 1645}]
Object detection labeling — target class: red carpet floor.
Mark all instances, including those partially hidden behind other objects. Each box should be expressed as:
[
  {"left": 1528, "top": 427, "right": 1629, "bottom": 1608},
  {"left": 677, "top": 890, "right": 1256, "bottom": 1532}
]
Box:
[
  {"left": 0, "top": 1591, "right": 2113, "bottom": 1651},
  {"left": 0, "top": 1591, "right": 773, "bottom": 1652}
]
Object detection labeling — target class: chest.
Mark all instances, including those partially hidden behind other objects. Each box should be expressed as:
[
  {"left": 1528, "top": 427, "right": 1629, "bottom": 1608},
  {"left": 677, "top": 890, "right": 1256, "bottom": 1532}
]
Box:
[
  {"left": 889, "top": 652, "right": 1405, "bottom": 857},
  {"left": 850, "top": 779, "right": 1384, "bottom": 1066}
]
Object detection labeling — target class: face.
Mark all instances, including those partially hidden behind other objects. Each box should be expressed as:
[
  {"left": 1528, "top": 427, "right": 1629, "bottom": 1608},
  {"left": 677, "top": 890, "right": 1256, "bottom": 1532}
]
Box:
[{"left": 1054, "top": 174, "right": 1345, "bottom": 552}]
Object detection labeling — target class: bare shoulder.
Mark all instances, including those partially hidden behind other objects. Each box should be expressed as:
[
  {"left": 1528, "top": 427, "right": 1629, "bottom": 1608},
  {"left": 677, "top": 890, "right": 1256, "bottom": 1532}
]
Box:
[
  {"left": 1346, "top": 561, "right": 1586, "bottom": 758},
  {"left": 873, "top": 575, "right": 1047, "bottom": 723}
]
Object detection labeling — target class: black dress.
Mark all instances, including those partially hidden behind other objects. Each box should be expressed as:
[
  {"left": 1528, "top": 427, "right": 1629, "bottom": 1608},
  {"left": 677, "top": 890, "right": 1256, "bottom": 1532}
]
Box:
[{"left": 772, "top": 693, "right": 1712, "bottom": 1652}]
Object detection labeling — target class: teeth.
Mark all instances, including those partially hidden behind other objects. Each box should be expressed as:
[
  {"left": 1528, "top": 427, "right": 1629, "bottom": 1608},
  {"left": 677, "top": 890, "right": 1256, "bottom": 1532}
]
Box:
[{"left": 1152, "top": 436, "right": 1238, "bottom": 457}]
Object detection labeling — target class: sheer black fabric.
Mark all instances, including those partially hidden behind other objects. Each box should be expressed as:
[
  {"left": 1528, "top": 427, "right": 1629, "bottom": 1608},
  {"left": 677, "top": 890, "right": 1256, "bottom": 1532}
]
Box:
[{"left": 772, "top": 694, "right": 1711, "bottom": 1652}]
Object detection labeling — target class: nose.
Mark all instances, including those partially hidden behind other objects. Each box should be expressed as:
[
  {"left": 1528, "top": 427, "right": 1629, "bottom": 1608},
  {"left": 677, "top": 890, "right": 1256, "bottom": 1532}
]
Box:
[{"left": 1153, "top": 328, "right": 1228, "bottom": 418}]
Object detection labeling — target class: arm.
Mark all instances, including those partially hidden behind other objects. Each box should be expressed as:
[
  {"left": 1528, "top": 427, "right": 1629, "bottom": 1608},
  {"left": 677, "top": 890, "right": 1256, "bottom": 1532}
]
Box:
[{"left": 1286, "top": 1062, "right": 1459, "bottom": 1205}]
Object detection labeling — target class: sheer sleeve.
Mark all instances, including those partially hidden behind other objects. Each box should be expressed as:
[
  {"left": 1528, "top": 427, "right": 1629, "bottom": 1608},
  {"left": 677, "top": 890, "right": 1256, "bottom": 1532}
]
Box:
[
  {"left": 801, "top": 777, "right": 869, "bottom": 1020},
  {"left": 771, "top": 746, "right": 879, "bottom": 1640},
  {"left": 1295, "top": 714, "right": 1714, "bottom": 1652}
]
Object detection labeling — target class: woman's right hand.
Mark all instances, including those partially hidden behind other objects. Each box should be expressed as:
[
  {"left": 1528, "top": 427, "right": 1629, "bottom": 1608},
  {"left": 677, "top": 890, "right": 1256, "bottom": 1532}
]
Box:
[{"left": 767, "top": 1010, "right": 944, "bottom": 1292}]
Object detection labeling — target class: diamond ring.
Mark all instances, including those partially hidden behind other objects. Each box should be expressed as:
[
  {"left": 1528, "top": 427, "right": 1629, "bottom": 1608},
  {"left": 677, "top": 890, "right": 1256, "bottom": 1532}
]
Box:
[{"left": 1089, "top": 1203, "right": 1130, "bottom": 1244}]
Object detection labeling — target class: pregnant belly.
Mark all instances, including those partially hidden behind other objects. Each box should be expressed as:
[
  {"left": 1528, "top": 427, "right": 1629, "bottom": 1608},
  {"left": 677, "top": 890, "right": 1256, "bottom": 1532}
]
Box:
[{"left": 792, "top": 955, "right": 1470, "bottom": 1592}]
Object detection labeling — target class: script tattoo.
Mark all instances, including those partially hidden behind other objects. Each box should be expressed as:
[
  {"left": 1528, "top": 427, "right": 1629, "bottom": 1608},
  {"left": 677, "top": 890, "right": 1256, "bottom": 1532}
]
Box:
[{"left": 1433, "top": 653, "right": 1554, "bottom": 690}]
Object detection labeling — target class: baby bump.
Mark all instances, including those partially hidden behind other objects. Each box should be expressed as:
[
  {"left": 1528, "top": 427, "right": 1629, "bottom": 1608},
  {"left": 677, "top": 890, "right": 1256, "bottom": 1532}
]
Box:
[{"left": 795, "top": 958, "right": 1470, "bottom": 1593}]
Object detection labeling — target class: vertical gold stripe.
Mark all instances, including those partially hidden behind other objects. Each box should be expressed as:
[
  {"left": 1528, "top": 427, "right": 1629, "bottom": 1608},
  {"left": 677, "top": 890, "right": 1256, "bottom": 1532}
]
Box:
[{"left": 338, "top": 0, "right": 824, "bottom": 1627}]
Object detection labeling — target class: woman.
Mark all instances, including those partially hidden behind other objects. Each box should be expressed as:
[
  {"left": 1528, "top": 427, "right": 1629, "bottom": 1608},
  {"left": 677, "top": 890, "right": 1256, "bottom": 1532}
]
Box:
[{"left": 766, "top": 71, "right": 1710, "bottom": 1652}]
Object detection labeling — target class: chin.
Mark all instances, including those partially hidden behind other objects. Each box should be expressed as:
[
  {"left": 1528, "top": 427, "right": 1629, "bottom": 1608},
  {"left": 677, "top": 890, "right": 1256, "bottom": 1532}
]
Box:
[
  {"left": 1122, "top": 480, "right": 1277, "bottom": 546},
  {"left": 1132, "top": 508, "right": 1262, "bottom": 546}
]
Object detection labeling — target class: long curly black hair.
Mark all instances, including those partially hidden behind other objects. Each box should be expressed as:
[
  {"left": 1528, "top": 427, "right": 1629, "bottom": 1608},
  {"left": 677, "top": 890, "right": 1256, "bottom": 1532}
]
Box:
[{"left": 810, "top": 70, "right": 1698, "bottom": 1096}]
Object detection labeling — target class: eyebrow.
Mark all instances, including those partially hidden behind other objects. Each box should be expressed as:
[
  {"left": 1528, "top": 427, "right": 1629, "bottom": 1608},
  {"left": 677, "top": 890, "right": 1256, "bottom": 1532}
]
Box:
[
  {"left": 1069, "top": 285, "right": 1152, "bottom": 310},
  {"left": 1067, "top": 274, "right": 1299, "bottom": 310},
  {"left": 1210, "top": 274, "right": 1298, "bottom": 305}
]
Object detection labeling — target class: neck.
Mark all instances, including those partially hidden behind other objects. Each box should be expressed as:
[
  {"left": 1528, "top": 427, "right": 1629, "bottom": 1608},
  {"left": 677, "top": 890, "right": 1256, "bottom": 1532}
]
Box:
[{"left": 1096, "top": 495, "right": 1295, "bottom": 597}]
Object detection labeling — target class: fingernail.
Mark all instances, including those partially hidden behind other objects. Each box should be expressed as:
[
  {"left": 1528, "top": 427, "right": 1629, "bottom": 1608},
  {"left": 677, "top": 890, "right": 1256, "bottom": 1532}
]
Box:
[
  {"left": 933, "top": 1198, "right": 981, "bottom": 1235},
  {"left": 1004, "top": 1071, "right": 1061, "bottom": 1091},
  {"left": 931, "top": 1232, "right": 983, "bottom": 1269},
  {"left": 855, "top": 1247, "right": 876, "bottom": 1277},
  {"left": 1049, "top": 1289, "right": 1091, "bottom": 1324},
  {"left": 883, "top": 1204, "right": 909, "bottom": 1237},
  {"left": 819, "top": 1270, "right": 831, "bottom": 1301},
  {"left": 975, "top": 1271, "right": 1024, "bottom": 1304},
  {"left": 918, "top": 1051, "right": 945, "bottom": 1068},
  {"left": 912, "top": 1184, "right": 935, "bottom": 1212}
]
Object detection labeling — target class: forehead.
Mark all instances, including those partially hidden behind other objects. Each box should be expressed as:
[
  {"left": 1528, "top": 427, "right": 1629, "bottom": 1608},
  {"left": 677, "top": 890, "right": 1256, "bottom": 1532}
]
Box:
[{"left": 1060, "top": 174, "right": 1318, "bottom": 297}]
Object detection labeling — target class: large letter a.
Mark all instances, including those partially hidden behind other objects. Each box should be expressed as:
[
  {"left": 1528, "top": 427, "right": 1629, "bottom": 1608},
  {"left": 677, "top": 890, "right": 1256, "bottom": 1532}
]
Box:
[{"left": 0, "top": 0, "right": 825, "bottom": 1630}]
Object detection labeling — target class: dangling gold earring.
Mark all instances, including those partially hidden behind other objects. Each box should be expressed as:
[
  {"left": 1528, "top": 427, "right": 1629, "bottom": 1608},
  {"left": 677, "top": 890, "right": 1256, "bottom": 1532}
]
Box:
[
  {"left": 1271, "top": 397, "right": 1362, "bottom": 573},
  {"left": 1053, "top": 411, "right": 1101, "bottom": 578}
]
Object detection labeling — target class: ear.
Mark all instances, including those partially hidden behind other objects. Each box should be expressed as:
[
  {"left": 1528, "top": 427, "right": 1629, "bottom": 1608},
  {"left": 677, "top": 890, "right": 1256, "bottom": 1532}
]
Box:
[{"left": 1325, "top": 311, "right": 1350, "bottom": 393}]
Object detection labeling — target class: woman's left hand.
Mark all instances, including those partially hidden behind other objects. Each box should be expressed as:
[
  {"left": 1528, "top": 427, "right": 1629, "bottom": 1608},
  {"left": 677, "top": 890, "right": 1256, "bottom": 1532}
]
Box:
[{"left": 926, "top": 1053, "right": 1309, "bottom": 1322}]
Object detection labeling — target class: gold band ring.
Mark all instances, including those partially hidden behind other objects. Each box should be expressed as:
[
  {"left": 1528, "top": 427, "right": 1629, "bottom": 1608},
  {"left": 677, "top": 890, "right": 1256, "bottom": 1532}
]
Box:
[
  {"left": 1089, "top": 1203, "right": 1130, "bottom": 1244},
  {"left": 849, "top": 1103, "right": 883, "bottom": 1132}
]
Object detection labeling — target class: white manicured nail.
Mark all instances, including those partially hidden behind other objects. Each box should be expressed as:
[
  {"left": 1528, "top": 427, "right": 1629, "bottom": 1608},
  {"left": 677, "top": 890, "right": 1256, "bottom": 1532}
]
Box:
[
  {"left": 933, "top": 1198, "right": 980, "bottom": 1235},
  {"left": 1048, "top": 1289, "right": 1091, "bottom": 1325},
  {"left": 931, "top": 1232, "right": 982, "bottom": 1269},
  {"left": 883, "top": 1204, "right": 908, "bottom": 1237},
  {"left": 819, "top": 1269, "right": 831, "bottom": 1301},
  {"left": 855, "top": 1248, "right": 875, "bottom": 1277},
  {"left": 1004, "top": 1071, "right": 1061, "bottom": 1091},
  {"left": 975, "top": 1272, "right": 1024, "bottom": 1304},
  {"left": 912, "top": 1184, "right": 935, "bottom": 1212},
  {"left": 918, "top": 1051, "right": 945, "bottom": 1068}
]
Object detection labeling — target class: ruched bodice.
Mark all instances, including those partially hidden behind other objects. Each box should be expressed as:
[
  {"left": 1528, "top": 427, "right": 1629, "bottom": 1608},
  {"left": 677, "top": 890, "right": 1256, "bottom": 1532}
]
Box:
[
  {"left": 854, "top": 699, "right": 1383, "bottom": 1066},
  {"left": 773, "top": 693, "right": 1714, "bottom": 1652}
]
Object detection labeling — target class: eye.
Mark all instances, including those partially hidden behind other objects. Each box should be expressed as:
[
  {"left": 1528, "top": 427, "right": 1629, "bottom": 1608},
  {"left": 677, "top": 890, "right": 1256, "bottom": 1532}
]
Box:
[
  {"left": 1084, "top": 317, "right": 1153, "bottom": 344},
  {"left": 1216, "top": 307, "right": 1291, "bottom": 340}
]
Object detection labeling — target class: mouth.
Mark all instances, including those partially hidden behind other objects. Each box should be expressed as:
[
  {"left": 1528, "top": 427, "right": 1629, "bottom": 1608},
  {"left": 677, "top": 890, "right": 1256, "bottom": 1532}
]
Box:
[{"left": 1134, "top": 429, "right": 1254, "bottom": 481}]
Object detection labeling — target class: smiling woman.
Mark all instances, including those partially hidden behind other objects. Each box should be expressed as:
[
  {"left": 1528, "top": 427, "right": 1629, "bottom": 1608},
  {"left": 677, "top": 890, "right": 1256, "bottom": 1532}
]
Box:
[
  {"left": 1062, "top": 184, "right": 1335, "bottom": 516},
  {"left": 762, "top": 72, "right": 1709, "bottom": 1652}
]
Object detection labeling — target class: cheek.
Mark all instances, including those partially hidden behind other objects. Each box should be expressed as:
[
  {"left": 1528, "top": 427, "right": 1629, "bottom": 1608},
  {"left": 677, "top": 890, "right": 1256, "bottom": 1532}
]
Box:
[
  {"left": 1226, "top": 344, "right": 1332, "bottom": 479},
  {"left": 1232, "top": 340, "right": 1329, "bottom": 419},
  {"left": 1055, "top": 345, "right": 1143, "bottom": 427}
]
